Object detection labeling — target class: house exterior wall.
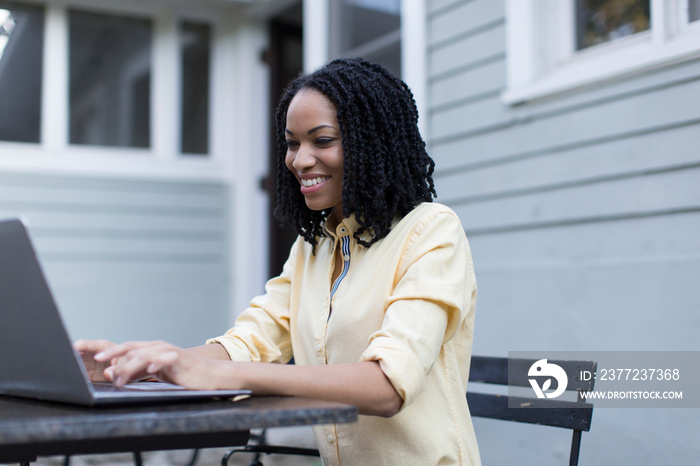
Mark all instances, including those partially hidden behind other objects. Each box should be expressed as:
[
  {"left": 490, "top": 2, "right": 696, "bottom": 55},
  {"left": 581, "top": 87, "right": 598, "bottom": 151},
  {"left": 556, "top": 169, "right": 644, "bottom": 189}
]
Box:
[
  {"left": 0, "top": 1, "right": 271, "bottom": 347},
  {"left": 426, "top": 0, "right": 699, "bottom": 464},
  {"left": 0, "top": 172, "right": 230, "bottom": 347}
]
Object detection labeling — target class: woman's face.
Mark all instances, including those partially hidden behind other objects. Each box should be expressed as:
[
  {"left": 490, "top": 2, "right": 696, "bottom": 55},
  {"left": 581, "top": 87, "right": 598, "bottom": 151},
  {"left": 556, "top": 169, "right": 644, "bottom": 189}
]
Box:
[{"left": 285, "top": 88, "right": 344, "bottom": 220}]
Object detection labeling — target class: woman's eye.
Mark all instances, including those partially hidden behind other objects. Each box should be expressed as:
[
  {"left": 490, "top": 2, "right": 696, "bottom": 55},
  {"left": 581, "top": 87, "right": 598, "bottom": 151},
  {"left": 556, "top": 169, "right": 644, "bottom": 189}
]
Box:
[
  {"left": 285, "top": 140, "right": 299, "bottom": 149},
  {"left": 315, "top": 138, "right": 334, "bottom": 146}
]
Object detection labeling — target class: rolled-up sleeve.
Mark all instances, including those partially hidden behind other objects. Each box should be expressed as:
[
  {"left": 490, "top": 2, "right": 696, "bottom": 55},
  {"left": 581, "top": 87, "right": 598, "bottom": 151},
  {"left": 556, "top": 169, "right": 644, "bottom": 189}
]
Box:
[
  {"left": 206, "top": 239, "right": 301, "bottom": 364},
  {"left": 359, "top": 211, "right": 474, "bottom": 408}
]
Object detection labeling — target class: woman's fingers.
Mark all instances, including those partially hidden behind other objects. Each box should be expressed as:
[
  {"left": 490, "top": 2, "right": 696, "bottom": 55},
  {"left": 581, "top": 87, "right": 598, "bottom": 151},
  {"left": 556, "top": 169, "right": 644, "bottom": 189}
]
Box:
[
  {"left": 94, "top": 340, "right": 162, "bottom": 362},
  {"left": 73, "top": 339, "right": 116, "bottom": 382},
  {"left": 97, "top": 341, "right": 182, "bottom": 387},
  {"left": 146, "top": 350, "right": 179, "bottom": 376},
  {"left": 87, "top": 340, "right": 225, "bottom": 390},
  {"left": 74, "top": 339, "right": 115, "bottom": 354}
]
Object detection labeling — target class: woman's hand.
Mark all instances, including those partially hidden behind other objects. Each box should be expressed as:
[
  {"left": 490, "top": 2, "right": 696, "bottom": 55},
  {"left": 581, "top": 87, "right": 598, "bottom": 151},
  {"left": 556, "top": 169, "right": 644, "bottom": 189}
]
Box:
[
  {"left": 73, "top": 339, "right": 117, "bottom": 382},
  {"left": 93, "top": 340, "right": 228, "bottom": 390},
  {"left": 81, "top": 340, "right": 402, "bottom": 417}
]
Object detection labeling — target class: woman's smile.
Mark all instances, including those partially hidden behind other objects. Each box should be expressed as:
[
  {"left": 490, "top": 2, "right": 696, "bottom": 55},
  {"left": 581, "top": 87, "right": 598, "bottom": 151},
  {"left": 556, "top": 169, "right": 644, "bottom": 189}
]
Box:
[
  {"left": 285, "top": 88, "right": 345, "bottom": 220},
  {"left": 300, "top": 175, "right": 330, "bottom": 190}
]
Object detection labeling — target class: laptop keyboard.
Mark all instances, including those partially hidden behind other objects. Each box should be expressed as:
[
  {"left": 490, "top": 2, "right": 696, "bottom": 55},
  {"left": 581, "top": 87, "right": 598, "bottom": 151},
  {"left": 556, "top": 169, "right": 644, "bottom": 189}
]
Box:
[{"left": 92, "top": 382, "right": 186, "bottom": 392}]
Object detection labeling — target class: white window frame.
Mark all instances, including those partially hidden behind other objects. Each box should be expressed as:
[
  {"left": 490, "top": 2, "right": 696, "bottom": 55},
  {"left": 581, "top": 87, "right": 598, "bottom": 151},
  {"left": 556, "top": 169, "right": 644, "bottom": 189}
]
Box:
[
  {"left": 0, "top": 0, "right": 238, "bottom": 180},
  {"left": 503, "top": 0, "right": 700, "bottom": 104}
]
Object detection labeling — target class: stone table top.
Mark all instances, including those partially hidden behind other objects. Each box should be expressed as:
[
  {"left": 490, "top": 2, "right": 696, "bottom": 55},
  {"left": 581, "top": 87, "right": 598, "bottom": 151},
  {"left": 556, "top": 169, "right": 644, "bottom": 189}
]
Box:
[{"left": 0, "top": 395, "right": 357, "bottom": 463}]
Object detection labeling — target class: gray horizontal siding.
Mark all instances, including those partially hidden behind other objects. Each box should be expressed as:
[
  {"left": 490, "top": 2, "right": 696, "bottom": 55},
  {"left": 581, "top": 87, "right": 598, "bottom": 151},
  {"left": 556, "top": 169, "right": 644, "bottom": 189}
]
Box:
[
  {"left": 0, "top": 172, "right": 230, "bottom": 347},
  {"left": 428, "top": 0, "right": 468, "bottom": 16},
  {"left": 436, "top": 122, "right": 700, "bottom": 200},
  {"left": 473, "top": 257, "right": 700, "bottom": 348},
  {"left": 430, "top": 55, "right": 700, "bottom": 170},
  {"left": 431, "top": 68, "right": 700, "bottom": 168},
  {"left": 0, "top": 172, "right": 227, "bottom": 263},
  {"left": 430, "top": 58, "right": 505, "bottom": 110},
  {"left": 470, "top": 211, "right": 700, "bottom": 269},
  {"left": 429, "top": 68, "right": 700, "bottom": 232},
  {"left": 451, "top": 166, "right": 700, "bottom": 234},
  {"left": 428, "top": 21, "right": 505, "bottom": 80},
  {"left": 428, "top": 0, "right": 504, "bottom": 47},
  {"left": 43, "top": 261, "right": 229, "bottom": 345},
  {"left": 426, "top": 1, "right": 700, "bottom": 463}
]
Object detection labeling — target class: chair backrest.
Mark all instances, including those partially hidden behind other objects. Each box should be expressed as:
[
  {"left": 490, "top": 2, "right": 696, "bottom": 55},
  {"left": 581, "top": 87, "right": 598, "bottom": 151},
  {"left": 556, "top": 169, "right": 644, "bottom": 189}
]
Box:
[{"left": 467, "top": 355, "right": 596, "bottom": 465}]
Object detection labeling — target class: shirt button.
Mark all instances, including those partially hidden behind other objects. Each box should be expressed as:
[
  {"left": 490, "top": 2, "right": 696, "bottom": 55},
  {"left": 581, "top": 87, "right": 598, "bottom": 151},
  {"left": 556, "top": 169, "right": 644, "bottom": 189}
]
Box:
[
  {"left": 343, "top": 254, "right": 350, "bottom": 262},
  {"left": 327, "top": 434, "right": 334, "bottom": 443},
  {"left": 316, "top": 344, "right": 322, "bottom": 352}
]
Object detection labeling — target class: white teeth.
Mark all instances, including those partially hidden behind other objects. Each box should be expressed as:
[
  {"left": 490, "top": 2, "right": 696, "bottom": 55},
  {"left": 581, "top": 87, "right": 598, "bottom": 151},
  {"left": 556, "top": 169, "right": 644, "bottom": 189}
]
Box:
[{"left": 301, "top": 176, "right": 329, "bottom": 187}]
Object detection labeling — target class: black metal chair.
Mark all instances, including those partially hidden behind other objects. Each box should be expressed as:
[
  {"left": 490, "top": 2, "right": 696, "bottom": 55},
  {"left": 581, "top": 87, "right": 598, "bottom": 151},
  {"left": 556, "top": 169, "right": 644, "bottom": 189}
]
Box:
[
  {"left": 221, "top": 428, "right": 320, "bottom": 466},
  {"left": 467, "top": 355, "right": 596, "bottom": 466}
]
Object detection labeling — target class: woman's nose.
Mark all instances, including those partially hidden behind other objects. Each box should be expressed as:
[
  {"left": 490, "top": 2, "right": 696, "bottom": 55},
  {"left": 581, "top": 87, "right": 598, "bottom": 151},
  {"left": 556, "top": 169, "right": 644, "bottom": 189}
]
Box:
[{"left": 292, "top": 145, "right": 315, "bottom": 171}]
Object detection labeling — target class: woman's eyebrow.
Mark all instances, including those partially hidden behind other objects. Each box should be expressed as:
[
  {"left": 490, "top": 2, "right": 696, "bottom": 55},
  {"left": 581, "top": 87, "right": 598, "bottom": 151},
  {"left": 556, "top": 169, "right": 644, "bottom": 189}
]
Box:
[
  {"left": 307, "top": 124, "right": 335, "bottom": 134},
  {"left": 285, "top": 125, "right": 336, "bottom": 136}
]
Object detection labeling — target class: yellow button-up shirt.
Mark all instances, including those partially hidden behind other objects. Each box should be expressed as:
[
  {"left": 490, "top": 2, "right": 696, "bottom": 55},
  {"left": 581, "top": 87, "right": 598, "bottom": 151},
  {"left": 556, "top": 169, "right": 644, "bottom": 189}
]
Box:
[{"left": 208, "top": 202, "right": 481, "bottom": 465}]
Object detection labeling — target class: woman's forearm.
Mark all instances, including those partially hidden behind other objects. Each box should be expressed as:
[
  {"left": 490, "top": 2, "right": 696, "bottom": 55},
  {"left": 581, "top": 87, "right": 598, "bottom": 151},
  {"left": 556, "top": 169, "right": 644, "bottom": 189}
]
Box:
[
  {"left": 186, "top": 342, "right": 231, "bottom": 360},
  {"left": 99, "top": 341, "right": 402, "bottom": 417},
  {"left": 221, "top": 360, "right": 402, "bottom": 417}
]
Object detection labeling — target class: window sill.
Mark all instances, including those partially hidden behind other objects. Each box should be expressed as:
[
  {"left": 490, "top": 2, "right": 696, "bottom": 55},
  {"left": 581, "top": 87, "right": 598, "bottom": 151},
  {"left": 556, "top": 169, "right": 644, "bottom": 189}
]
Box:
[
  {"left": 0, "top": 142, "right": 228, "bottom": 181},
  {"left": 503, "top": 17, "right": 700, "bottom": 105}
]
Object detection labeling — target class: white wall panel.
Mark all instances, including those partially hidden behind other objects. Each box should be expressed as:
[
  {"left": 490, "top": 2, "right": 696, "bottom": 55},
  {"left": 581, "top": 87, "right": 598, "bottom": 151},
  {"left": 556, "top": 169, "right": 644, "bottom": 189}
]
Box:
[{"left": 0, "top": 172, "right": 230, "bottom": 348}]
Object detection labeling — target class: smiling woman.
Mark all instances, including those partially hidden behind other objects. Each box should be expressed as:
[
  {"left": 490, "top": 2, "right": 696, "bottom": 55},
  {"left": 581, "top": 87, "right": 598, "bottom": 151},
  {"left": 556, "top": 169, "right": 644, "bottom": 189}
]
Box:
[
  {"left": 76, "top": 58, "right": 481, "bottom": 466},
  {"left": 273, "top": 58, "right": 437, "bottom": 250},
  {"left": 284, "top": 88, "right": 345, "bottom": 220}
]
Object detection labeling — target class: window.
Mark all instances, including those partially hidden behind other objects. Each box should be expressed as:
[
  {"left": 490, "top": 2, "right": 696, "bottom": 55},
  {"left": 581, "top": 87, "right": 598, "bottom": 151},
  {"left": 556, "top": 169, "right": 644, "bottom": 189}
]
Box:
[
  {"left": 69, "top": 10, "right": 152, "bottom": 148},
  {"left": 0, "top": 1, "right": 217, "bottom": 159},
  {"left": 180, "top": 21, "right": 211, "bottom": 155},
  {"left": 317, "top": 0, "right": 426, "bottom": 135},
  {"left": 688, "top": 0, "right": 700, "bottom": 20},
  {"left": 0, "top": 1, "right": 43, "bottom": 143},
  {"left": 575, "top": 0, "right": 650, "bottom": 50},
  {"left": 329, "top": 0, "right": 401, "bottom": 77},
  {"left": 503, "top": 0, "right": 700, "bottom": 104}
]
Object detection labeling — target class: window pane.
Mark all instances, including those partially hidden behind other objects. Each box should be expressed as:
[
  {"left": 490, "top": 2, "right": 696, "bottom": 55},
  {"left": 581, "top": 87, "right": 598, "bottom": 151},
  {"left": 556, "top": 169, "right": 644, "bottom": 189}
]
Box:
[
  {"left": 575, "top": 0, "right": 650, "bottom": 50},
  {"left": 69, "top": 10, "right": 151, "bottom": 148},
  {"left": 0, "top": 2, "right": 43, "bottom": 143},
  {"left": 180, "top": 21, "right": 210, "bottom": 155},
  {"left": 690, "top": 0, "right": 700, "bottom": 22},
  {"left": 336, "top": 0, "right": 400, "bottom": 53}
]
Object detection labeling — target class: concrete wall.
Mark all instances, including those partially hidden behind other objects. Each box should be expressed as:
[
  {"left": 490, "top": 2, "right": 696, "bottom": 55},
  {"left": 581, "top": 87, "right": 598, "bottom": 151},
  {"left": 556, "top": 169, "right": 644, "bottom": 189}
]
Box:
[{"left": 426, "top": 0, "right": 700, "bottom": 464}]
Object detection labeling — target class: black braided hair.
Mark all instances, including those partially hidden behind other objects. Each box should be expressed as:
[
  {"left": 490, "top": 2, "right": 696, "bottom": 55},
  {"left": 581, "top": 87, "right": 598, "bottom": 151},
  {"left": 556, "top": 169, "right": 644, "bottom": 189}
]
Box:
[{"left": 274, "top": 57, "right": 436, "bottom": 249}]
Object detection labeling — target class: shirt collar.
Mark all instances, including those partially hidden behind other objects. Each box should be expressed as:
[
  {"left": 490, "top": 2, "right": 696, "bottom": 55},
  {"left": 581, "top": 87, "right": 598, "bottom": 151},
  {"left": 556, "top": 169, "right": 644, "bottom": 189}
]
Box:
[
  {"left": 322, "top": 214, "right": 363, "bottom": 239},
  {"left": 321, "top": 213, "right": 403, "bottom": 245}
]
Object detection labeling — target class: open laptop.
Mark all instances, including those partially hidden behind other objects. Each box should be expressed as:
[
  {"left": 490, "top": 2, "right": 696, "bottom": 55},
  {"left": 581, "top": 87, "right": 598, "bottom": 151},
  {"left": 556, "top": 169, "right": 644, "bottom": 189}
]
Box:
[{"left": 0, "top": 218, "right": 250, "bottom": 406}]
